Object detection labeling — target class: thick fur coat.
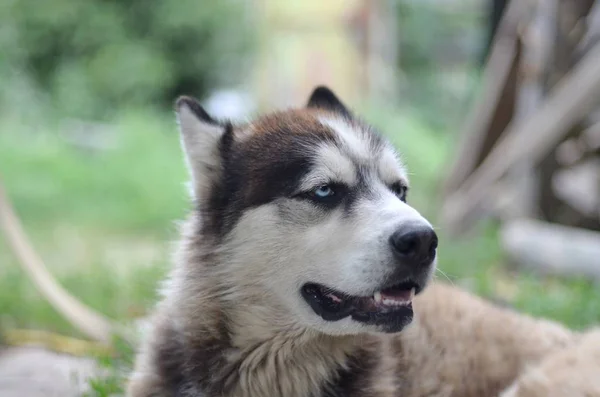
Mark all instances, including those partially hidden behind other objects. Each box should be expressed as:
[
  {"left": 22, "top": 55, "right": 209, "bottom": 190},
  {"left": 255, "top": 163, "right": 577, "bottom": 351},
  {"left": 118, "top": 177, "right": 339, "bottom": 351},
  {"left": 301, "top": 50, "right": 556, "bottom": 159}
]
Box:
[{"left": 127, "top": 87, "right": 599, "bottom": 397}]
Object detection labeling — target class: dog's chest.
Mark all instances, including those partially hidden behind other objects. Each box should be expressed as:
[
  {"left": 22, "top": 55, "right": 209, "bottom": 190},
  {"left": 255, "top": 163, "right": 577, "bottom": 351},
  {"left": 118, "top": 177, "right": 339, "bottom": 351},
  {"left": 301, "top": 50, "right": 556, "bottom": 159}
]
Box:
[
  {"left": 219, "top": 336, "right": 401, "bottom": 397},
  {"left": 317, "top": 338, "right": 400, "bottom": 397}
]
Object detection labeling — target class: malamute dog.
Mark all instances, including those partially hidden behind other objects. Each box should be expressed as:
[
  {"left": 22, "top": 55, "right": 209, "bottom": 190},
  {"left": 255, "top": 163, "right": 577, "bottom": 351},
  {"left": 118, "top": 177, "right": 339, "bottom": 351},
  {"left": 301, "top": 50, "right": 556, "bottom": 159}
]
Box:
[{"left": 127, "top": 87, "right": 588, "bottom": 397}]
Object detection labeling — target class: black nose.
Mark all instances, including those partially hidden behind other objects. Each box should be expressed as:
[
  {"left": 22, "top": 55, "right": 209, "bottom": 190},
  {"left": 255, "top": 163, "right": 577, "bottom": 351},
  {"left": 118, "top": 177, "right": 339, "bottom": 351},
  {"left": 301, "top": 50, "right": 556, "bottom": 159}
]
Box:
[{"left": 389, "top": 224, "right": 438, "bottom": 265}]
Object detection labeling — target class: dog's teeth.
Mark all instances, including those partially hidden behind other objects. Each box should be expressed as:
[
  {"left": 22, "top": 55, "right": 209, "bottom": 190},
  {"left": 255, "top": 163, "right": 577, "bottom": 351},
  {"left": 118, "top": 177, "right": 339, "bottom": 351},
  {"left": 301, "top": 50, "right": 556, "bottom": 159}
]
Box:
[
  {"left": 326, "top": 293, "right": 342, "bottom": 303},
  {"left": 374, "top": 291, "right": 382, "bottom": 303},
  {"left": 409, "top": 288, "right": 416, "bottom": 299}
]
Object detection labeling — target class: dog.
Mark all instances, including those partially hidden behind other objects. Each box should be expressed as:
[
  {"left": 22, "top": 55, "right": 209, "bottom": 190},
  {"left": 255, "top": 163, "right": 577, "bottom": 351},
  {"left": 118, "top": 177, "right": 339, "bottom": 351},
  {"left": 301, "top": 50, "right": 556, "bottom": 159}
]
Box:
[
  {"left": 127, "top": 86, "right": 592, "bottom": 397},
  {"left": 500, "top": 328, "right": 600, "bottom": 397}
]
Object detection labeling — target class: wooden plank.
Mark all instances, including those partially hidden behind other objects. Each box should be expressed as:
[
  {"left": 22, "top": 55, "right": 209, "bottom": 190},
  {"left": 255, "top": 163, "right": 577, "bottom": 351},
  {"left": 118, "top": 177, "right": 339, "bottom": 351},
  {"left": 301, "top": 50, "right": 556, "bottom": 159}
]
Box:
[
  {"left": 501, "top": 218, "right": 600, "bottom": 280},
  {"left": 575, "top": 1, "right": 600, "bottom": 61},
  {"left": 538, "top": 0, "right": 595, "bottom": 225},
  {"left": 501, "top": 0, "right": 558, "bottom": 220},
  {"left": 442, "top": 43, "right": 600, "bottom": 234},
  {"left": 443, "top": 0, "right": 528, "bottom": 194},
  {"left": 515, "top": 0, "right": 556, "bottom": 119}
]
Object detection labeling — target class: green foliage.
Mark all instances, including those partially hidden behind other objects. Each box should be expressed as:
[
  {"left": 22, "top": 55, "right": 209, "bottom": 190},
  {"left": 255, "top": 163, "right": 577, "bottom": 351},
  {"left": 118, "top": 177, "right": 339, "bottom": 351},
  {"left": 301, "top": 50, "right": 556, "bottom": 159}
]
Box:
[
  {"left": 0, "top": 112, "right": 188, "bottom": 233},
  {"left": 396, "top": 3, "right": 481, "bottom": 72},
  {"left": 0, "top": 110, "right": 178, "bottom": 335},
  {"left": 394, "top": 3, "right": 483, "bottom": 129},
  {"left": 85, "top": 336, "right": 136, "bottom": 397},
  {"left": 0, "top": 0, "right": 254, "bottom": 119}
]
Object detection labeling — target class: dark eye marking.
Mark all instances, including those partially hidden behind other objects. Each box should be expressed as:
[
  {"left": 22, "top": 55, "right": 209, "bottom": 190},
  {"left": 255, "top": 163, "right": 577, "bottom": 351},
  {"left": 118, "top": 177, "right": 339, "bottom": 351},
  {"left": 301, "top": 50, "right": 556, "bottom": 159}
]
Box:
[
  {"left": 389, "top": 181, "right": 408, "bottom": 202},
  {"left": 295, "top": 182, "right": 348, "bottom": 208}
]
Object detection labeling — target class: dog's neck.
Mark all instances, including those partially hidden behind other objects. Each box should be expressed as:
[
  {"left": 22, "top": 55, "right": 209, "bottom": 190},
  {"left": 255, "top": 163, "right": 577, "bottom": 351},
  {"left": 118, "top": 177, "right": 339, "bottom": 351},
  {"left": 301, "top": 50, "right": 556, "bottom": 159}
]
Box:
[
  {"left": 226, "top": 319, "right": 366, "bottom": 397},
  {"left": 169, "top": 274, "right": 383, "bottom": 396}
]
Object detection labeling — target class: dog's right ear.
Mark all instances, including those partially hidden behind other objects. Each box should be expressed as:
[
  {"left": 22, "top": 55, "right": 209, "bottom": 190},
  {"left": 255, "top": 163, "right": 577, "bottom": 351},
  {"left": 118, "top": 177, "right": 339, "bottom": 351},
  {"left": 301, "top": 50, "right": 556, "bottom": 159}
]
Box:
[{"left": 175, "top": 96, "right": 230, "bottom": 203}]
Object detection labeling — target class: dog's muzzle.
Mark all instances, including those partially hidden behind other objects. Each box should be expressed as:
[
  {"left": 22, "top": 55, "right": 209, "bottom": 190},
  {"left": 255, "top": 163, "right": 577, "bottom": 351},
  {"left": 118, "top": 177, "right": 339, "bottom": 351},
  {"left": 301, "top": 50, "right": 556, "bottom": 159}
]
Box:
[{"left": 301, "top": 222, "right": 438, "bottom": 333}]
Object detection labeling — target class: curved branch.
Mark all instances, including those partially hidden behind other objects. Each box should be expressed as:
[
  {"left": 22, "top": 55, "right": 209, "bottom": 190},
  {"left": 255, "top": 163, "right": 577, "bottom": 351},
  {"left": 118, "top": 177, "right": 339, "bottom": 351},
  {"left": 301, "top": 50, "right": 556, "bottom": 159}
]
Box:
[{"left": 0, "top": 177, "right": 116, "bottom": 344}]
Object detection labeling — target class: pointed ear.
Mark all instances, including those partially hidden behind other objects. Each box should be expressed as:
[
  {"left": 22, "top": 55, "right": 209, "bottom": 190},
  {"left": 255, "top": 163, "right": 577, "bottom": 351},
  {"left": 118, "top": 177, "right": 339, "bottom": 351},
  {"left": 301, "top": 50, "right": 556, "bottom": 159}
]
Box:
[
  {"left": 175, "top": 96, "right": 229, "bottom": 203},
  {"left": 306, "top": 86, "right": 351, "bottom": 117}
]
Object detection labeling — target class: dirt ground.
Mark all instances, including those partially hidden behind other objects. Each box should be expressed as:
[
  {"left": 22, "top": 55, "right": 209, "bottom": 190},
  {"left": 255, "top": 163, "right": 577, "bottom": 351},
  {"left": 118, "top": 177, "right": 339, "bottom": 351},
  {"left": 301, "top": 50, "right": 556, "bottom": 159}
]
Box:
[{"left": 0, "top": 346, "right": 97, "bottom": 397}]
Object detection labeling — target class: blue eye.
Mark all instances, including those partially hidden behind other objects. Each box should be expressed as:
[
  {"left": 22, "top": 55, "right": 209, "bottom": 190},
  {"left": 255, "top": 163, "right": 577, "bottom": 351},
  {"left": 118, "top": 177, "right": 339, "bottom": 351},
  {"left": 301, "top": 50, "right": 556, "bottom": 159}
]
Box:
[
  {"left": 313, "top": 185, "right": 334, "bottom": 198},
  {"left": 298, "top": 183, "right": 346, "bottom": 207}
]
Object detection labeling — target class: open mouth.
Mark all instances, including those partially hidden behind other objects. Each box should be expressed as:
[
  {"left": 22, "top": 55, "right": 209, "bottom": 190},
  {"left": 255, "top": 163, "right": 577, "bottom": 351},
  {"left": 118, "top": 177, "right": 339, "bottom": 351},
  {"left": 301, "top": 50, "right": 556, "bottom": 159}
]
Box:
[{"left": 301, "top": 280, "right": 422, "bottom": 332}]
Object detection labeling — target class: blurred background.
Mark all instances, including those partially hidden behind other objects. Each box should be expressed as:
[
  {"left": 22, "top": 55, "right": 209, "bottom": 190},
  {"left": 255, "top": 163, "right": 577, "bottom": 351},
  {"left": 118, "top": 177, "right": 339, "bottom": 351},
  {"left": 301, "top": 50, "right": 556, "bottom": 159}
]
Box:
[{"left": 1, "top": 0, "right": 599, "bottom": 395}]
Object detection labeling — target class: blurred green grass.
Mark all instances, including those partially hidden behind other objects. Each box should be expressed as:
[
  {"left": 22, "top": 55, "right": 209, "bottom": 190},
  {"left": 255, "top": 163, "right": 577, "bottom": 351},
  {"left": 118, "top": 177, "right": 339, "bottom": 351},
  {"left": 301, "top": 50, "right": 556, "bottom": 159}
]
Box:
[
  {"left": 1, "top": 103, "right": 599, "bottom": 395},
  {"left": 0, "top": 109, "right": 186, "bottom": 336}
]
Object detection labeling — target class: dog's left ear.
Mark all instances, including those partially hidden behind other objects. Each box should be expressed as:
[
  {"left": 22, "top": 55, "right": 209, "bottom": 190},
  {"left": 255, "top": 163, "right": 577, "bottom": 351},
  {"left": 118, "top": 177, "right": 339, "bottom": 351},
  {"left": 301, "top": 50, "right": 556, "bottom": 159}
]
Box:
[
  {"left": 175, "top": 96, "right": 231, "bottom": 203},
  {"left": 306, "top": 86, "right": 351, "bottom": 118}
]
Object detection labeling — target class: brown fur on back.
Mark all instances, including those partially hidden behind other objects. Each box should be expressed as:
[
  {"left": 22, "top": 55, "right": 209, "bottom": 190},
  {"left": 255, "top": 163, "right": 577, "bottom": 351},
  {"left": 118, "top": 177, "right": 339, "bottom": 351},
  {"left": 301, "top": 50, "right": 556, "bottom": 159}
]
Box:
[{"left": 500, "top": 329, "right": 600, "bottom": 397}]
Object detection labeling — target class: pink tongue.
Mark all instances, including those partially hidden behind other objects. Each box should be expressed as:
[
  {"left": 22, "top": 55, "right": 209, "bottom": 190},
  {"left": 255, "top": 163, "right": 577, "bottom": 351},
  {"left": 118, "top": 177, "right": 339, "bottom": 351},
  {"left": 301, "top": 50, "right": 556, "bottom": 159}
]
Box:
[{"left": 380, "top": 288, "right": 412, "bottom": 301}]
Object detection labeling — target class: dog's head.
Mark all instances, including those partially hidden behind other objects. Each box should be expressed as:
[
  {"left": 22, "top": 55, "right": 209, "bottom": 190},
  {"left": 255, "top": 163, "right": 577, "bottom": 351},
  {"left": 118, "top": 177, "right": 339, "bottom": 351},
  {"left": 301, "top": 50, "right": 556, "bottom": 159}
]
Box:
[{"left": 176, "top": 87, "right": 437, "bottom": 335}]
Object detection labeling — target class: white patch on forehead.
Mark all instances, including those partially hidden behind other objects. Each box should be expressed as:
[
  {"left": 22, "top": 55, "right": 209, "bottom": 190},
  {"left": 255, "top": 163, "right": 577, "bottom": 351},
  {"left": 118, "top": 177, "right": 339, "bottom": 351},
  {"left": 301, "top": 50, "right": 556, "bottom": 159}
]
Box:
[
  {"left": 299, "top": 144, "right": 358, "bottom": 190},
  {"left": 318, "top": 116, "right": 371, "bottom": 161},
  {"left": 378, "top": 146, "right": 408, "bottom": 185}
]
